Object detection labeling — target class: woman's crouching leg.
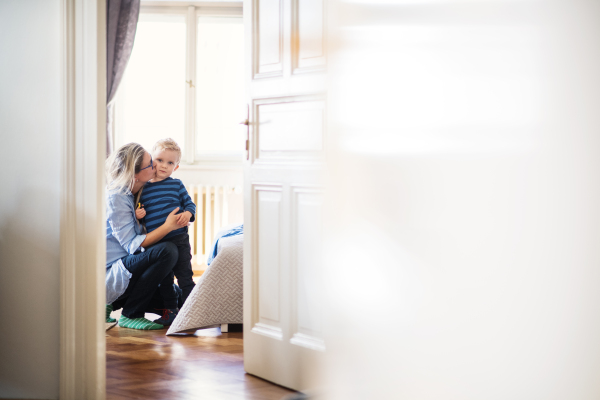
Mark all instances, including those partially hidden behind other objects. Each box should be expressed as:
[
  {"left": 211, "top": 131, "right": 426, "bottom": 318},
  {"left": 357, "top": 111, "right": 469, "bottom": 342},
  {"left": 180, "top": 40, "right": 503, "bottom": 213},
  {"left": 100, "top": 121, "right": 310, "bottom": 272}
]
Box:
[{"left": 120, "top": 242, "right": 178, "bottom": 318}]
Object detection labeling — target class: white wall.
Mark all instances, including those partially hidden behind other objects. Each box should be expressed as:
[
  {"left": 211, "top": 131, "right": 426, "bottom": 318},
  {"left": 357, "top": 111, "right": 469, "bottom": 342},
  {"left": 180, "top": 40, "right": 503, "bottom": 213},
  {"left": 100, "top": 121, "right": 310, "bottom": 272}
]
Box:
[{"left": 0, "top": 0, "right": 61, "bottom": 398}]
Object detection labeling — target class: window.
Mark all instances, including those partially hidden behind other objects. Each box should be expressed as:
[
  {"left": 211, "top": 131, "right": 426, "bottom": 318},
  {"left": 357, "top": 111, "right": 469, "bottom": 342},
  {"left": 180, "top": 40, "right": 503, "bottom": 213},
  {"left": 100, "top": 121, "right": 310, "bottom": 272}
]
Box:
[
  {"left": 115, "top": 6, "right": 245, "bottom": 164},
  {"left": 196, "top": 17, "right": 245, "bottom": 157}
]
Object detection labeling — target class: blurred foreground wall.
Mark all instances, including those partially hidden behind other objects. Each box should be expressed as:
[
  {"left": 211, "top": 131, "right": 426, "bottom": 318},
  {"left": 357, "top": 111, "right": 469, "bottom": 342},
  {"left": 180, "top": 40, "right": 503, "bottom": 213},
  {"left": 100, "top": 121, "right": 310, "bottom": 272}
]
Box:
[
  {"left": 0, "top": 0, "right": 62, "bottom": 398},
  {"left": 323, "top": 1, "right": 600, "bottom": 399}
]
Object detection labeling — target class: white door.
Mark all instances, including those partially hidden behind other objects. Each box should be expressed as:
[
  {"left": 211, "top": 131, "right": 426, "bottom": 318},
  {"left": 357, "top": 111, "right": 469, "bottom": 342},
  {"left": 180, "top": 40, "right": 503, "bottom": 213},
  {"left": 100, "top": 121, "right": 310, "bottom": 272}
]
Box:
[{"left": 242, "top": 0, "right": 327, "bottom": 391}]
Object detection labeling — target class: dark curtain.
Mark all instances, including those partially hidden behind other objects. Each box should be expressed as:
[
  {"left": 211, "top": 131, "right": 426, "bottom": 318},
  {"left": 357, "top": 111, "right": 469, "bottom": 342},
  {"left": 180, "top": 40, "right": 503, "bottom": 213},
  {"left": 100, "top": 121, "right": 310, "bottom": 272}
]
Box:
[{"left": 106, "top": 0, "right": 140, "bottom": 156}]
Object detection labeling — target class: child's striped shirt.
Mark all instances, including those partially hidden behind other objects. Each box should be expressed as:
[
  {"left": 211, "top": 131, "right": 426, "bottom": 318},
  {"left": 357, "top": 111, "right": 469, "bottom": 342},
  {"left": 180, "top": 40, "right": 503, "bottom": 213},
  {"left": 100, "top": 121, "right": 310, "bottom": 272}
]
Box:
[{"left": 139, "top": 177, "right": 196, "bottom": 240}]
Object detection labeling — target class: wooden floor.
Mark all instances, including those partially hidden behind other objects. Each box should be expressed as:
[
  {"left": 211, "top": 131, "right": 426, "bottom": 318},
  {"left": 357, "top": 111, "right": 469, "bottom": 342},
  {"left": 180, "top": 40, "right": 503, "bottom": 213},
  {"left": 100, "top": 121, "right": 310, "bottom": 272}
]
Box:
[{"left": 106, "top": 319, "right": 296, "bottom": 400}]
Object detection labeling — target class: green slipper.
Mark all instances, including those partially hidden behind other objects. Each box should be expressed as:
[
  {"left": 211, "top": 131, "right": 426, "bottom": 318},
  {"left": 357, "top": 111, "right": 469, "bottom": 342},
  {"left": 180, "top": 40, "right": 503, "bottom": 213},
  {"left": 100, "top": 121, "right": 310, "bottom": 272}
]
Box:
[
  {"left": 106, "top": 304, "right": 116, "bottom": 323},
  {"left": 118, "top": 315, "right": 164, "bottom": 330}
]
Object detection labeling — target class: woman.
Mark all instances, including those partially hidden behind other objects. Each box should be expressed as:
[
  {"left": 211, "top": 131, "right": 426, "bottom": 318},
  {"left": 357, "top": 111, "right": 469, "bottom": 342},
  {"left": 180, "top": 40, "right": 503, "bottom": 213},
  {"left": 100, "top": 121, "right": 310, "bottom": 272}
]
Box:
[{"left": 105, "top": 143, "right": 182, "bottom": 330}]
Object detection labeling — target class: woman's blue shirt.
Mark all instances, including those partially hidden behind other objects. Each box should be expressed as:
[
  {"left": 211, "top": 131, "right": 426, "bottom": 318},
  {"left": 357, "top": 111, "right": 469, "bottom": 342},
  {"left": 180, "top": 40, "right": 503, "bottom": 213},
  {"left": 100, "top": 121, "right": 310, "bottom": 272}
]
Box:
[{"left": 105, "top": 188, "right": 146, "bottom": 303}]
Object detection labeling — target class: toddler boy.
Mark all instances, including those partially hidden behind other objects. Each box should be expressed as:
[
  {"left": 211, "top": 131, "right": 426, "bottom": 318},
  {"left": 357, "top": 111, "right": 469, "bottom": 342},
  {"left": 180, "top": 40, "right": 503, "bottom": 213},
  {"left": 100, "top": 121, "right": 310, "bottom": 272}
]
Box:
[{"left": 136, "top": 138, "right": 196, "bottom": 322}]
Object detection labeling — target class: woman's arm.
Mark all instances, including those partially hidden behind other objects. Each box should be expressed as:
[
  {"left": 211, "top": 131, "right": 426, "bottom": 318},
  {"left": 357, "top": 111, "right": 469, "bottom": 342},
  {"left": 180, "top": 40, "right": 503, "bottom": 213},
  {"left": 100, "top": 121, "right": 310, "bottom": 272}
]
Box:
[
  {"left": 139, "top": 207, "right": 181, "bottom": 248},
  {"left": 107, "top": 193, "right": 148, "bottom": 255}
]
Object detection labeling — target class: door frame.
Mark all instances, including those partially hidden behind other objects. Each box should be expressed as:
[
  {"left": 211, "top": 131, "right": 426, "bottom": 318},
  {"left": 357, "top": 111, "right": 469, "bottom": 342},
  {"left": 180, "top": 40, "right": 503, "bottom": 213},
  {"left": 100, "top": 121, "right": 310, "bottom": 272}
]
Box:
[{"left": 60, "top": 0, "right": 106, "bottom": 398}]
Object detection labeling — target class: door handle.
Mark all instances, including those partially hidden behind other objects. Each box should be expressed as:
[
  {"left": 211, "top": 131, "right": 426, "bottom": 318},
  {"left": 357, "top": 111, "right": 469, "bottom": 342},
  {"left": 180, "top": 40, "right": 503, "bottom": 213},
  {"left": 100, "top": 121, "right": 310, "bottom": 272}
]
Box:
[{"left": 240, "top": 105, "right": 250, "bottom": 160}]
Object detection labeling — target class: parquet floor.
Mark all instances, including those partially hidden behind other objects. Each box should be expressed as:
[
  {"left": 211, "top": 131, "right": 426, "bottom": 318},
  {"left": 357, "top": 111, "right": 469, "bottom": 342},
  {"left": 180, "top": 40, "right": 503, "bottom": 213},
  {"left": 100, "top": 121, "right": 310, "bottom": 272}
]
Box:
[{"left": 106, "top": 317, "right": 297, "bottom": 400}]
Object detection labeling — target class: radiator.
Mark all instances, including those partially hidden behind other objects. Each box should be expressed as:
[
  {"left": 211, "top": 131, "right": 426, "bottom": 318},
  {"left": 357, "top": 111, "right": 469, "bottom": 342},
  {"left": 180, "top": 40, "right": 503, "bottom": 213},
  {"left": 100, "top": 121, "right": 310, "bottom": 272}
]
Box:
[{"left": 186, "top": 185, "right": 242, "bottom": 268}]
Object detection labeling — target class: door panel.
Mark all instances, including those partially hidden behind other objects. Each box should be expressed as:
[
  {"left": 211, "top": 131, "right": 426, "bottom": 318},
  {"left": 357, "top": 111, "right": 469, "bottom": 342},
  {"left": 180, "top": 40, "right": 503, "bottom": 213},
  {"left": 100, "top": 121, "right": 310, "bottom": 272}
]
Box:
[
  {"left": 257, "top": 100, "right": 325, "bottom": 154},
  {"left": 256, "top": 188, "right": 282, "bottom": 326},
  {"left": 291, "top": 188, "right": 325, "bottom": 351},
  {"left": 293, "top": 0, "right": 325, "bottom": 71},
  {"left": 255, "top": 0, "right": 283, "bottom": 76},
  {"left": 244, "top": 0, "right": 326, "bottom": 391}
]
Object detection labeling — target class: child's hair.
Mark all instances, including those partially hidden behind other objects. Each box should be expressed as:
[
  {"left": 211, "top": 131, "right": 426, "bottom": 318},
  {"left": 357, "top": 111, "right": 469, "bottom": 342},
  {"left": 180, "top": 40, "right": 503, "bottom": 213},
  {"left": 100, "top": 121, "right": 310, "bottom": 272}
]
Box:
[
  {"left": 105, "top": 142, "right": 146, "bottom": 193},
  {"left": 152, "top": 138, "right": 182, "bottom": 164}
]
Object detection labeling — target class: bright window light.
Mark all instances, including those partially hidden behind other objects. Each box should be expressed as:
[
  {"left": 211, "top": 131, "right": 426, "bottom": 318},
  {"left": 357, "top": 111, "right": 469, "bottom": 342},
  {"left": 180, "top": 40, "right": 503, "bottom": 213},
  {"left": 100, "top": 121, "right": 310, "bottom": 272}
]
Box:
[
  {"left": 195, "top": 17, "right": 245, "bottom": 156},
  {"left": 118, "top": 14, "right": 186, "bottom": 153}
]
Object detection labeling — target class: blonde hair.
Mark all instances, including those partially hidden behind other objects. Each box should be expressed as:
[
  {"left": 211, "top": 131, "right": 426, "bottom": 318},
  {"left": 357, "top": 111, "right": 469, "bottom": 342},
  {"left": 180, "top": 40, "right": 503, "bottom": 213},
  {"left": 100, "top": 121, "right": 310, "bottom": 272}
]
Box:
[
  {"left": 105, "top": 142, "right": 147, "bottom": 193},
  {"left": 152, "top": 138, "right": 182, "bottom": 164}
]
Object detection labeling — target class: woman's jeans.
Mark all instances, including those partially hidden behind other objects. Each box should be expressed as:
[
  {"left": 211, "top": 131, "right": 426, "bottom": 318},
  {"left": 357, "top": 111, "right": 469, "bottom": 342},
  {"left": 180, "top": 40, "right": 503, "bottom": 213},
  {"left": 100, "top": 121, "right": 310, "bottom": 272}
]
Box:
[{"left": 111, "top": 242, "right": 179, "bottom": 319}]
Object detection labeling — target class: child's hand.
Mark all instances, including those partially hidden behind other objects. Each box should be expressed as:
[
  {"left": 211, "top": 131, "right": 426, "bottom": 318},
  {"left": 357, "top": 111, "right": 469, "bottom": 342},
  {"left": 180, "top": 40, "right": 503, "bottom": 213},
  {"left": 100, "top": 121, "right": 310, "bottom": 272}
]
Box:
[
  {"left": 176, "top": 211, "right": 192, "bottom": 226},
  {"left": 135, "top": 206, "right": 146, "bottom": 219}
]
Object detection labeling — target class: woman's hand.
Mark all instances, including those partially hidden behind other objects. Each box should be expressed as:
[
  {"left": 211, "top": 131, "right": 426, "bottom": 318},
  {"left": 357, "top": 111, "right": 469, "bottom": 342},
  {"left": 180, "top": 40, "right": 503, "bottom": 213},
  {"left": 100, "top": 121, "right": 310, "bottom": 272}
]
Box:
[{"left": 164, "top": 207, "right": 181, "bottom": 231}]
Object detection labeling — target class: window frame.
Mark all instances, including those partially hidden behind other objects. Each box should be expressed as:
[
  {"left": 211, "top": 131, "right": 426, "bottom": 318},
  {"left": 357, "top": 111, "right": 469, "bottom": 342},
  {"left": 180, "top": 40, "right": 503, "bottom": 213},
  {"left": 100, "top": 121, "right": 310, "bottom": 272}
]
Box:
[{"left": 120, "top": 3, "right": 244, "bottom": 166}]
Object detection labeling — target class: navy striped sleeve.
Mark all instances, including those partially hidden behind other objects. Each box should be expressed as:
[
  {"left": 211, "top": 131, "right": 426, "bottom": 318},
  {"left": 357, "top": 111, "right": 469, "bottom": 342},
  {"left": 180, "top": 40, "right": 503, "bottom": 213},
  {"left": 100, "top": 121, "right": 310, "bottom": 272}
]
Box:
[{"left": 178, "top": 180, "right": 196, "bottom": 223}]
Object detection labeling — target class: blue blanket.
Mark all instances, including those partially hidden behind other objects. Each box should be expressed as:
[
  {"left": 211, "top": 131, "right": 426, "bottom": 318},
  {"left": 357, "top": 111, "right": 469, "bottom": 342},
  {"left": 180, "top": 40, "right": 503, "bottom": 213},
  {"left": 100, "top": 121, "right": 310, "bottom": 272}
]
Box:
[{"left": 207, "top": 224, "right": 244, "bottom": 266}]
